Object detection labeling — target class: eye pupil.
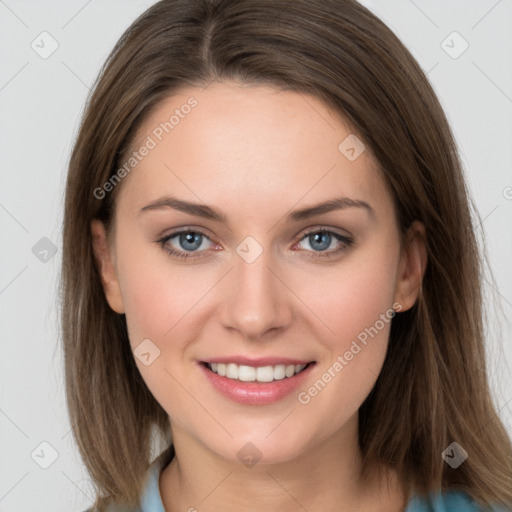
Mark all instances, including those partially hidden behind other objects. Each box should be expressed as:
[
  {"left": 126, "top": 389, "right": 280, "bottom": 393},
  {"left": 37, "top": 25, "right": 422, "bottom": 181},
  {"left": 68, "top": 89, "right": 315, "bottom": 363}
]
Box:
[
  {"left": 180, "top": 232, "right": 202, "bottom": 251},
  {"left": 310, "top": 232, "right": 331, "bottom": 251}
]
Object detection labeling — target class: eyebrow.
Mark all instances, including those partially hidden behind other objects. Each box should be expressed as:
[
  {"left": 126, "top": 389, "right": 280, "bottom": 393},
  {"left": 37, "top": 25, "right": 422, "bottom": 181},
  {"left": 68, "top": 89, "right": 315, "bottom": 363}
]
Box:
[{"left": 138, "top": 195, "right": 375, "bottom": 223}]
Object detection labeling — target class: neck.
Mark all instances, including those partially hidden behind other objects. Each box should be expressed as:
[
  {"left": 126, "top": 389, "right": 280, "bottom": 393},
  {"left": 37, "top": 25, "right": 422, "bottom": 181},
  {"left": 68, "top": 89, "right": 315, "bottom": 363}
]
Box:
[{"left": 159, "top": 415, "right": 407, "bottom": 512}]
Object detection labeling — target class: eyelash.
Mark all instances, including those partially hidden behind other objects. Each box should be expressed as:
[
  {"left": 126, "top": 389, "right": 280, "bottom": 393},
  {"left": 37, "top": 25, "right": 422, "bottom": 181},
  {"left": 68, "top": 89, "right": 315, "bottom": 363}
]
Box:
[{"left": 156, "top": 227, "right": 354, "bottom": 261}]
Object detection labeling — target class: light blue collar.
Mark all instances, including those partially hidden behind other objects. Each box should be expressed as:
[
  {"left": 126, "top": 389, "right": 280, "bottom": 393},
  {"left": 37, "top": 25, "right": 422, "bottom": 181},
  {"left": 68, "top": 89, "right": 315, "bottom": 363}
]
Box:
[{"left": 140, "top": 451, "right": 172, "bottom": 512}]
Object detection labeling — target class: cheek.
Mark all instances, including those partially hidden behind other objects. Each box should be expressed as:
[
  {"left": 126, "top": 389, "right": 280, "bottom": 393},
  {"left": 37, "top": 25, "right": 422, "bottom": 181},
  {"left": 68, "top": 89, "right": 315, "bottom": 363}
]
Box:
[
  {"left": 300, "top": 245, "right": 399, "bottom": 350},
  {"left": 116, "top": 248, "right": 210, "bottom": 415},
  {"left": 291, "top": 244, "right": 398, "bottom": 417},
  {"left": 117, "top": 237, "right": 210, "bottom": 348}
]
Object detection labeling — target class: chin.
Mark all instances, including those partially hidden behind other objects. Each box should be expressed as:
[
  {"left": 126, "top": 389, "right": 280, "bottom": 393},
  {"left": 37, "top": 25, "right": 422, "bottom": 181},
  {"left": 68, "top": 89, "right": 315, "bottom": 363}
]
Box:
[{"left": 211, "top": 431, "right": 310, "bottom": 467}]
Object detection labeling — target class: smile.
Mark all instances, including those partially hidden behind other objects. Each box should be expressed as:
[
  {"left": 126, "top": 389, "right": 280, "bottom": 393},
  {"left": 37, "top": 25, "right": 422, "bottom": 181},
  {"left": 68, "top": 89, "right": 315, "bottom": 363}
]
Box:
[
  {"left": 204, "top": 362, "right": 311, "bottom": 382},
  {"left": 198, "top": 359, "right": 316, "bottom": 405}
]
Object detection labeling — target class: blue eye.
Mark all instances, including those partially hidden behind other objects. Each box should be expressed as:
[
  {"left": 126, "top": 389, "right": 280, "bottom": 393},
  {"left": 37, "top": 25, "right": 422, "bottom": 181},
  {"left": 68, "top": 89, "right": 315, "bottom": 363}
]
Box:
[
  {"left": 157, "top": 227, "right": 353, "bottom": 260},
  {"left": 157, "top": 230, "right": 214, "bottom": 260},
  {"left": 294, "top": 229, "right": 353, "bottom": 259}
]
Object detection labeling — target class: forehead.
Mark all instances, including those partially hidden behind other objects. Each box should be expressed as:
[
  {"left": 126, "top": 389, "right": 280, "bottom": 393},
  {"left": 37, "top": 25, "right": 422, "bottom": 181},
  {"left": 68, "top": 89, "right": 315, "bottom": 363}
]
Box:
[{"left": 117, "top": 81, "right": 391, "bottom": 219}]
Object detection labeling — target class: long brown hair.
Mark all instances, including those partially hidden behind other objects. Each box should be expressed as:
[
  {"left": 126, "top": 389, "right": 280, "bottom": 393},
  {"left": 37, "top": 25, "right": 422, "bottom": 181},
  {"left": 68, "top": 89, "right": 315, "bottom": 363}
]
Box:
[{"left": 60, "top": 0, "right": 512, "bottom": 509}]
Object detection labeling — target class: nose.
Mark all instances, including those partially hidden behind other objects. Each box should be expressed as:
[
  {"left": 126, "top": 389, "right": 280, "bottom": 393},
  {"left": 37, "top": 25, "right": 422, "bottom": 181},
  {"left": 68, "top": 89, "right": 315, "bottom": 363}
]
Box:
[{"left": 218, "top": 247, "right": 293, "bottom": 340}]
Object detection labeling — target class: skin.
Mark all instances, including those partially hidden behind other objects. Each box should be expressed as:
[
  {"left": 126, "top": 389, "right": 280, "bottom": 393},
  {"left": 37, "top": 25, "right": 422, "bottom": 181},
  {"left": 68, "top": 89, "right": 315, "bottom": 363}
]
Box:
[{"left": 91, "top": 81, "right": 427, "bottom": 512}]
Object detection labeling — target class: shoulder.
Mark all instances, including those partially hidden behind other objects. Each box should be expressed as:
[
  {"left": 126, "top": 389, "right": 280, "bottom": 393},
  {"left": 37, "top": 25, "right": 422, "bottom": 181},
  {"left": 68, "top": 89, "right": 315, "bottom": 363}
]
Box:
[
  {"left": 405, "top": 489, "right": 511, "bottom": 512},
  {"left": 81, "top": 446, "right": 175, "bottom": 512},
  {"left": 83, "top": 504, "right": 142, "bottom": 512},
  {"left": 82, "top": 505, "right": 138, "bottom": 512}
]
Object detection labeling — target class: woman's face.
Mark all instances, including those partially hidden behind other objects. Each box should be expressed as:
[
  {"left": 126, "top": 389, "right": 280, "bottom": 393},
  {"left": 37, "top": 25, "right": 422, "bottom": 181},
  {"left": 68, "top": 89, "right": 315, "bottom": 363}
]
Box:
[{"left": 92, "top": 81, "right": 424, "bottom": 464}]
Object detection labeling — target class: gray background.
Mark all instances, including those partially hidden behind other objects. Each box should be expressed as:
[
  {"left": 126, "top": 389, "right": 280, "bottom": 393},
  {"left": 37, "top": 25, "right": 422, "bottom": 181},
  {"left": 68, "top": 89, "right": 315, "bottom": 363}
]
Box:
[{"left": 0, "top": 1, "right": 511, "bottom": 510}]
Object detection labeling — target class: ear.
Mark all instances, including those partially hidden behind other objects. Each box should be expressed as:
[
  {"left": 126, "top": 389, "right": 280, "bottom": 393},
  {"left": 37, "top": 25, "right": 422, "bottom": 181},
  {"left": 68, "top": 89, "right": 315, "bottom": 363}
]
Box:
[
  {"left": 91, "top": 219, "right": 125, "bottom": 314},
  {"left": 393, "top": 220, "right": 428, "bottom": 312}
]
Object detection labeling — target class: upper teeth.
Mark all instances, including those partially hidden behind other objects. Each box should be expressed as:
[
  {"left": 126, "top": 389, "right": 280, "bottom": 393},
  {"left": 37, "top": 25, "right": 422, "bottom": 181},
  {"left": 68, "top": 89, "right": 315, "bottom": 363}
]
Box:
[{"left": 208, "top": 362, "right": 307, "bottom": 382}]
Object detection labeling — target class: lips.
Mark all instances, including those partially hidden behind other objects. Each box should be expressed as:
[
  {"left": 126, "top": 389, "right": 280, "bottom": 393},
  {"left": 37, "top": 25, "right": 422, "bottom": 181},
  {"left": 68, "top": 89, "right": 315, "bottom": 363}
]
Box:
[{"left": 198, "top": 357, "right": 316, "bottom": 405}]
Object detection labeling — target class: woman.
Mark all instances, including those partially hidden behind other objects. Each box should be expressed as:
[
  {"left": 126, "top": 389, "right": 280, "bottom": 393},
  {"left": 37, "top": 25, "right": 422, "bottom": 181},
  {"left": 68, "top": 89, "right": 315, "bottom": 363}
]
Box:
[{"left": 60, "top": 0, "right": 512, "bottom": 510}]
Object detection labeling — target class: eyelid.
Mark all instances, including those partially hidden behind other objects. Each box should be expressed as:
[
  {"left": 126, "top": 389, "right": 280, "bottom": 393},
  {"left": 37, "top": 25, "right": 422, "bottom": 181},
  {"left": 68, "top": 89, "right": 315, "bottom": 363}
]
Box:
[
  {"left": 157, "top": 225, "right": 351, "bottom": 244},
  {"left": 156, "top": 227, "right": 217, "bottom": 261},
  {"left": 295, "top": 225, "right": 352, "bottom": 241},
  {"left": 157, "top": 225, "right": 354, "bottom": 259},
  {"left": 291, "top": 226, "right": 353, "bottom": 256},
  {"left": 156, "top": 225, "right": 216, "bottom": 244}
]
